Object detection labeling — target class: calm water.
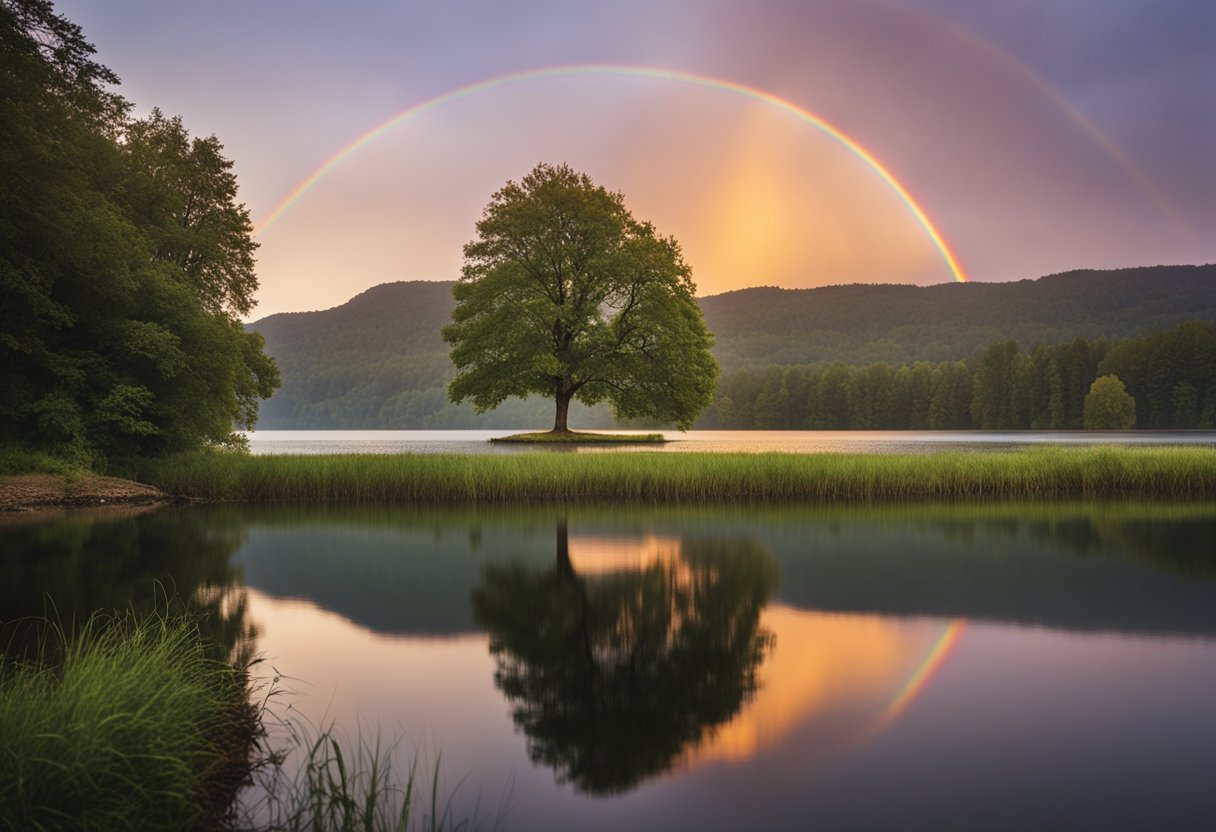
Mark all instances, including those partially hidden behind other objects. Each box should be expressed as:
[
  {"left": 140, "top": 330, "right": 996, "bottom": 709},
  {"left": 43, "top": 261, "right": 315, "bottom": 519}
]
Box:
[
  {"left": 245, "top": 429, "right": 1216, "bottom": 455},
  {"left": 3, "top": 502, "right": 1216, "bottom": 830}
]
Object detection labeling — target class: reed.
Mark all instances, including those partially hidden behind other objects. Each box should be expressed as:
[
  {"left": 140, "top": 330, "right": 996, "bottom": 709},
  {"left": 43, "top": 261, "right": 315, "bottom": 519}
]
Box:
[
  {"left": 246, "top": 716, "right": 507, "bottom": 832},
  {"left": 135, "top": 446, "right": 1216, "bottom": 504},
  {"left": 0, "top": 611, "right": 499, "bottom": 831},
  {"left": 0, "top": 610, "right": 257, "bottom": 831}
]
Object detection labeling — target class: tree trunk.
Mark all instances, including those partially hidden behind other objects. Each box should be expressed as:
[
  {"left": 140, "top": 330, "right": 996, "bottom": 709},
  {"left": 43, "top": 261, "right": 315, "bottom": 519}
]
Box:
[
  {"left": 554, "top": 387, "right": 572, "bottom": 432},
  {"left": 555, "top": 520, "right": 575, "bottom": 581}
]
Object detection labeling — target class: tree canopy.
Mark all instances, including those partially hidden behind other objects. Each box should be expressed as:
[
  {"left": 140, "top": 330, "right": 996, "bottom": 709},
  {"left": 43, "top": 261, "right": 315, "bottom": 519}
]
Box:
[
  {"left": 443, "top": 163, "right": 718, "bottom": 432},
  {"left": 0, "top": 0, "right": 277, "bottom": 465},
  {"left": 1083, "top": 375, "right": 1137, "bottom": 430}
]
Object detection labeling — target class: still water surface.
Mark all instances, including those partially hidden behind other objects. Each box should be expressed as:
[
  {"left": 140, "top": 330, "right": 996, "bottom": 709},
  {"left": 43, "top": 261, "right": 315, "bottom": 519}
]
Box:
[
  {"left": 246, "top": 428, "right": 1216, "bottom": 455},
  {"left": 3, "top": 502, "right": 1216, "bottom": 830}
]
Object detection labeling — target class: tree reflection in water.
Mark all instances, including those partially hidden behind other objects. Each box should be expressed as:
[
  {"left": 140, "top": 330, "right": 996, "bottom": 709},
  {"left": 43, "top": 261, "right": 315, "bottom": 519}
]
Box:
[
  {"left": 473, "top": 520, "right": 779, "bottom": 795},
  {"left": 0, "top": 507, "right": 256, "bottom": 666}
]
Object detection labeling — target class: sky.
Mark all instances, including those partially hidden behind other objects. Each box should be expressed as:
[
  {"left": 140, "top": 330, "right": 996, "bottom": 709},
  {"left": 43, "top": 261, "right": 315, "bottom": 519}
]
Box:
[{"left": 56, "top": 0, "right": 1215, "bottom": 318}]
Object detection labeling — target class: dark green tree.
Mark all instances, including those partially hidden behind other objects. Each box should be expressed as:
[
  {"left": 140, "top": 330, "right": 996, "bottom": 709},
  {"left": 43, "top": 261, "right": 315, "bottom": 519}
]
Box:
[
  {"left": 970, "top": 340, "right": 1020, "bottom": 429},
  {"left": 1083, "top": 375, "right": 1136, "bottom": 430},
  {"left": 1172, "top": 381, "right": 1199, "bottom": 429},
  {"left": 752, "top": 366, "right": 790, "bottom": 428},
  {"left": 472, "top": 522, "right": 777, "bottom": 795},
  {"left": 122, "top": 109, "right": 259, "bottom": 317},
  {"left": 443, "top": 163, "right": 718, "bottom": 433},
  {"left": 0, "top": 0, "right": 277, "bottom": 464},
  {"left": 927, "top": 361, "right": 971, "bottom": 428},
  {"left": 814, "top": 363, "right": 852, "bottom": 428}
]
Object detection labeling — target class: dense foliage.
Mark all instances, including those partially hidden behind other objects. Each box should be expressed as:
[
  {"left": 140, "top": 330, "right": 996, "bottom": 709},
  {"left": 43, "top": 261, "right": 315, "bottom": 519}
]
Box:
[
  {"left": 0, "top": 0, "right": 277, "bottom": 466},
  {"left": 1083, "top": 375, "right": 1137, "bottom": 430},
  {"left": 249, "top": 266, "right": 1215, "bottom": 429},
  {"left": 0, "top": 611, "right": 256, "bottom": 831},
  {"left": 444, "top": 163, "right": 718, "bottom": 431},
  {"left": 705, "top": 320, "right": 1216, "bottom": 430}
]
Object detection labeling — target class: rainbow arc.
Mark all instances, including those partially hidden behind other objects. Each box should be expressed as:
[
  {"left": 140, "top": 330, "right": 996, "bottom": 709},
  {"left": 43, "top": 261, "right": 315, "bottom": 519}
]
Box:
[{"left": 254, "top": 64, "right": 970, "bottom": 283}]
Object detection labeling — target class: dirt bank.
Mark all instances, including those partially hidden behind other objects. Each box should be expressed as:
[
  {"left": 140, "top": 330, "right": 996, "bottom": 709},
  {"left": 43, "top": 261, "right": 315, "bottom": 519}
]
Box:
[{"left": 0, "top": 474, "right": 168, "bottom": 512}]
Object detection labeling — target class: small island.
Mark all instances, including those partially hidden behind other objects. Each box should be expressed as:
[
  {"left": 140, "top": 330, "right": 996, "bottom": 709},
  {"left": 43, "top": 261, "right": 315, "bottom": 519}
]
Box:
[{"left": 492, "top": 430, "right": 666, "bottom": 444}]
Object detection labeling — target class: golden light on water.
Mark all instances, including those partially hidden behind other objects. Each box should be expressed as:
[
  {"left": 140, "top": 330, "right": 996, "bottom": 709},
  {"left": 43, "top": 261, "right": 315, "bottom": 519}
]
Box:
[
  {"left": 685, "top": 606, "right": 942, "bottom": 768},
  {"left": 566, "top": 534, "right": 685, "bottom": 575}
]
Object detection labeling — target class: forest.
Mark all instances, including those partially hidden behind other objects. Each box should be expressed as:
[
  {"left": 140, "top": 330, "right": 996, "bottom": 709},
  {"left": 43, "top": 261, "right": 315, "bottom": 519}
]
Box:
[
  {"left": 704, "top": 320, "right": 1216, "bottom": 430},
  {"left": 0, "top": 1, "right": 278, "bottom": 466},
  {"left": 700, "top": 264, "right": 1216, "bottom": 371}
]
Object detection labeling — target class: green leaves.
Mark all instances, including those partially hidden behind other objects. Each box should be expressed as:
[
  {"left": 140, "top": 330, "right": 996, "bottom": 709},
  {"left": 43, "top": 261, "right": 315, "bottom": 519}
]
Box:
[
  {"left": 122, "top": 109, "right": 259, "bottom": 317},
  {"left": 1084, "top": 375, "right": 1137, "bottom": 430},
  {"left": 446, "top": 163, "right": 719, "bottom": 430},
  {"left": 0, "top": 2, "right": 278, "bottom": 463}
]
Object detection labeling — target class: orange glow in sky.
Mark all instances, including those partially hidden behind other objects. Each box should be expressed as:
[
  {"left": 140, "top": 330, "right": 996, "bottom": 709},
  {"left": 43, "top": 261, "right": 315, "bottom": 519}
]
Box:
[{"left": 249, "top": 72, "right": 954, "bottom": 315}]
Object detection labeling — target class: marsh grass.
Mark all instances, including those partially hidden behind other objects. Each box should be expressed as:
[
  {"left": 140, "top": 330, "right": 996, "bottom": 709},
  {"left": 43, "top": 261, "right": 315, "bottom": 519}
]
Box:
[
  {"left": 135, "top": 446, "right": 1216, "bottom": 504},
  {"left": 0, "top": 611, "right": 504, "bottom": 832},
  {"left": 0, "top": 609, "right": 257, "bottom": 831},
  {"left": 244, "top": 709, "right": 509, "bottom": 832}
]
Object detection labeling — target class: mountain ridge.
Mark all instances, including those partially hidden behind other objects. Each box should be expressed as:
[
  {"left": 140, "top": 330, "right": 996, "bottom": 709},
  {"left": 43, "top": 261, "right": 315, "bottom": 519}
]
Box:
[{"left": 247, "top": 264, "right": 1216, "bottom": 428}]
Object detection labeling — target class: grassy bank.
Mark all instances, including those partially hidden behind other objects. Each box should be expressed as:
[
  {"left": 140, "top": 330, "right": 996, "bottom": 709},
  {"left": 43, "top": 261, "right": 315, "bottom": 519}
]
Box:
[
  {"left": 133, "top": 446, "right": 1216, "bottom": 504},
  {"left": 0, "top": 611, "right": 257, "bottom": 831},
  {"left": 0, "top": 610, "right": 490, "bottom": 831}
]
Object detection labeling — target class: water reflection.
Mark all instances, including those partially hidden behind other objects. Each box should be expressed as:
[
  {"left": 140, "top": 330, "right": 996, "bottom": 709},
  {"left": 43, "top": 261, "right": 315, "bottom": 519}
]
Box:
[
  {"left": 0, "top": 507, "right": 256, "bottom": 664},
  {"left": 472, "top": 523, "right": 777, "bottom": 794},
  {"left": 3, "top": 502, "right": 1216, "bottom": 829},
  {"left": 219, "top": 503, "right": 1216, "bottom": 638}
]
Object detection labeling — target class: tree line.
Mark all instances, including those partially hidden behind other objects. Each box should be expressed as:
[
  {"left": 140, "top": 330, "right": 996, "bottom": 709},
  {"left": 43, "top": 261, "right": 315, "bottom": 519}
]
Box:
[
  {"left": 1, "top": 0, "right": 278, "bottom": 466},
  {"left": 702, "top": 320, "right": 1216, "bottom": 430},
  {"left": 700, "top": 265, "right": 1216, "bottom": 373}
]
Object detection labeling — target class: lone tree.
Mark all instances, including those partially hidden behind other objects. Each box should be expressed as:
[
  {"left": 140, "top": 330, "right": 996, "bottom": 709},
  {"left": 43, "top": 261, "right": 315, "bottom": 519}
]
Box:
[
  {"left": 1083, "top": 374, "right": 1137, "bottom": 430},
  {"left": 443, "top": 163, "right": 718, "bottom": 433}
]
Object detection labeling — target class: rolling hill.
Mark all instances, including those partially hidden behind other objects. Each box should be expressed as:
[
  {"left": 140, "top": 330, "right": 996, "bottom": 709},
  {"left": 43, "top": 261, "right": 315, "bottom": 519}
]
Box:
[{"left": 248, "top": 264, "right": 1216, "bottom": 429}]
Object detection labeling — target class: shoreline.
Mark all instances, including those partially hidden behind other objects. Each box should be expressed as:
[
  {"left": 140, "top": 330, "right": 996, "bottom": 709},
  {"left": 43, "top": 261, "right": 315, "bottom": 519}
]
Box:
[
  {"left": 8, "top": 446, "right": 1216, "bottom": 509},
  {"left": 0, "top": 473, "right": 170, "bottom": 513}
]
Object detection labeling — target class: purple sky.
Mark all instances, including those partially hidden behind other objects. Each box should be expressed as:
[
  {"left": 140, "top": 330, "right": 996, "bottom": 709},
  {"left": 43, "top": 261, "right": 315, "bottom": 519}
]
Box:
[{"left": 56, "top": 0, "right": 1215, "bottom": 316}]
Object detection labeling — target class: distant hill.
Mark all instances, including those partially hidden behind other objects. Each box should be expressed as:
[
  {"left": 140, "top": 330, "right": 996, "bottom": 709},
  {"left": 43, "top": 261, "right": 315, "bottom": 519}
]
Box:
[
  {"left": 250, "top": 281, "right": 614, "bottom": 428},
  {"left": 249, "top": 264, "right": 1216, "bottom": 429},
  {"left": 701, "top": 264, "right": 1216, "bottom": 372}
]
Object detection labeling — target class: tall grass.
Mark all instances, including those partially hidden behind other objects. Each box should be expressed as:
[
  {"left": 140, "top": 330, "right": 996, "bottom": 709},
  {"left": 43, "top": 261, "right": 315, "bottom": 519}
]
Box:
[
  {"left": 245, "top": 714, "right": 508, "bottom": 832},
  {"left": 134, "top": 446, "right": 1216, "bottom": 504},
  {"left": 0, "top": 611, "right": 504, "bottom": 831},
  {"left": 0, "top": 610, "right": 257, "bottom": 831}
]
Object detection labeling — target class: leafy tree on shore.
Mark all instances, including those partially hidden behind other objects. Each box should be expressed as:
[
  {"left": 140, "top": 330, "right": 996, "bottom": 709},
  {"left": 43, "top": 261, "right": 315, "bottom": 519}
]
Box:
[
  {"left": 0, "top": 0, "right": 277, "bottom": 465},
  {"left": 1083, "top": 375, "right": 1136, "bottom": 430},
  {"left": 443, "top": 163, "right": 718, "bottom": 432}
]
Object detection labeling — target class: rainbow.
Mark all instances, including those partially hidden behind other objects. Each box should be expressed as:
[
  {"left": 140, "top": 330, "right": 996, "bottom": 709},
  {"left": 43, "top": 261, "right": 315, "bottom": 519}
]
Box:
[
  {"left": 900, "top": 6, "right": 1182, "bottom": 228},
  {"left": 253, "top": 64, "right": 970, "bottom": 283},
  {"left": 879, "top": 618, "right": 966, "bottom": 728}
]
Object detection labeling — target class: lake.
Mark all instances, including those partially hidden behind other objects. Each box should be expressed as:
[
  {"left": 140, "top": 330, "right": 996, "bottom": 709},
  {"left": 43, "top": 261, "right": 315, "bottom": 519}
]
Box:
[
  {"left": 3, "top": 501, "right": 1215, "bottom": 830},
  {"left": 246, "top": 428, "right": 1216, "bottom": 455}
]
